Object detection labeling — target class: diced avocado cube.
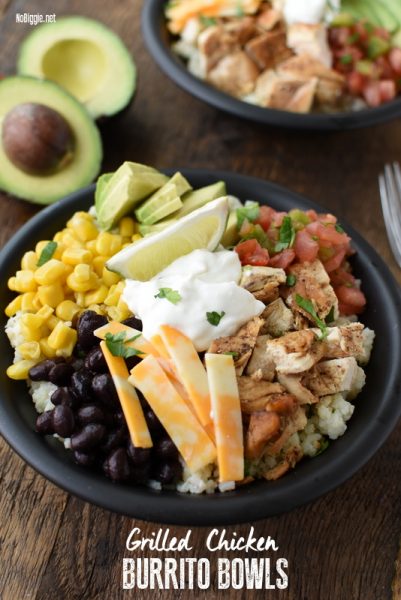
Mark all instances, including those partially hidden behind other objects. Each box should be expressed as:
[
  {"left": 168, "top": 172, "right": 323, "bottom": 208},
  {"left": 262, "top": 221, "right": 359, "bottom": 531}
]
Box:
[
  {"left": 173, "top": 181, "right": 227, "bottom": 218},
  {"left": 331, "top": 13, "right": 355, "bottom": 27},
  {"left": 367, "top": 36, "right": 391, "bottom": 58},
  {"left": 139, "top": 219, "right": 177, "bottom": 236},
  {"left": 135, "top": 172, "right": 191, "bottom": 223},
  {"left": 221, "top": 210, "right": 239, "bottom": 247}
]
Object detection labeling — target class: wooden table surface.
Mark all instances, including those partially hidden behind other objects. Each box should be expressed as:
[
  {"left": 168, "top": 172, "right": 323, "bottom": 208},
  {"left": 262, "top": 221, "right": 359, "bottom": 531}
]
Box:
[{"left": 1, "top": 1, "right": 401, "bottom": 599}]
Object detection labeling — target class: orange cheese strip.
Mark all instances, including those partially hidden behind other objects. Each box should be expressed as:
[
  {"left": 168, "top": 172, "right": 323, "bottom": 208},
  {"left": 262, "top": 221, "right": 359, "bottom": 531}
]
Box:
[
  {"left": 149, "top": 334, "right": 170, "bottom": 359},
  {"left": 159, "top": 324, "right": 211, "bottom": 427},
  {"left": 129, "top": 356, "right": 216, "bottom": 472},
  {"left": 94, "top": 321, "right": 157, "bottom": 357},
  {"left": 100, "top": 341, "right": 152, "bottom": 448},
  {"left": 205, "top": 353, "right": 244, "bottom": 482}
]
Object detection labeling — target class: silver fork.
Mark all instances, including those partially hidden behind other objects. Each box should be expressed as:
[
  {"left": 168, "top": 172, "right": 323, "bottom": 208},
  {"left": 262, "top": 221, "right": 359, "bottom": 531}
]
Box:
[{"left": 378, "top": 163, "right": 401, "bottom": 268}]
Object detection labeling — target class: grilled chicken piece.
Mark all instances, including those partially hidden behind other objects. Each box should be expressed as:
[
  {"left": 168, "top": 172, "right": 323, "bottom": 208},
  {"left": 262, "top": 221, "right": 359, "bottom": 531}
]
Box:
[
  {"left": 321, "top": 323, "right": 365, "bottom": 359},
  {"left": 238, "top": 377, "right": 286, "bottom": 412},
  {"left": 197, "top": 25, "right": 238, "bottom": 72},
  {"left": 240, "top": 266, "right": 286, "bottom": 303},
  {"left": 265, "top": 392, "right": 297, "bottom": 415},
  {"left": 286, "top": 259, "right": 339, "bottom": 322},
  {"left": 257, "top": 7, "right": 282, "bottom": 31},
  {"left": 277, "top": 372, "right": 318, "bottom": 404},
  {"left": 263, "top": 329, "right": 324, "bottom": 374},
  {"left": 264, "top": 444, "right": 303, "bottom": 480},
  {"left": 246, "top": 334, "right": 276, "bottom": 381},
  {"left": 262, "top": 298, "right": 294, "bottom": 337},
  {"left": 254, "top": 70, "right": 317, "bottom": 112},
  {"left": 245, "top": 410, "right": 281, "bottom": 459},
  {"left": 208, "top": 316, "right": 264, "bottom": 375},
  {"left": 287, "top": 23, "right": 332, "bottom": 68},
  {"left": 277, "top": 53, "right": 345, "bottom": 105},
  {"left": 302, "top": 357, "right": 359, "bottom": 396},
  {"left": 224, "top": 16, "right": 259, "bottom": 45},
  {"left": 246, "top": 29, "right": 293, "bottom": 70},
  {"left": 208, "top": 51, "right": 260, "bottom": 97},
  {"left": 266, "top": 404, "right": 307, "bottom": 456}
]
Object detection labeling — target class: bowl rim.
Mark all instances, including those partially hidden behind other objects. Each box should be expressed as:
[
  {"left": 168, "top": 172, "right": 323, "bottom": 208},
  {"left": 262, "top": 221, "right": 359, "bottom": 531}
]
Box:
[
  {"left": 142, "top": 0, "right": 401, "bottom": 131},
  {"left": 0, "top": 170, "right": 401, "bottom": 526}
]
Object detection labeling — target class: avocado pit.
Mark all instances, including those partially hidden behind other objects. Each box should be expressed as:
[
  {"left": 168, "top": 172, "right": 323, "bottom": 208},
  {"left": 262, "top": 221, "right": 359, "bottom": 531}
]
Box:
[{"left": 2, "top": 102, "right": 75, "bottom": 175}]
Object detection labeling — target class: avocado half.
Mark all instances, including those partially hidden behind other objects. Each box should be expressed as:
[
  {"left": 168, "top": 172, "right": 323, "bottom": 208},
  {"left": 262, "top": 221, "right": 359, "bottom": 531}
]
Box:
[
  {"left": 17, "top": 16, "right": 136, "bottom": 119},
  {"left": 0, "top": 76, "right": 102, "bottom": 204}
]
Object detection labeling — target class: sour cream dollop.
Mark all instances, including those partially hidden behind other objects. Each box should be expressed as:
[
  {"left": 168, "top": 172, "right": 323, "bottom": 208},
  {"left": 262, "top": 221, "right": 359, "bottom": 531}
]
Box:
[
  {"left": 283, "top": 0, "right": 338, "bottom": 25},
  {"left": 122, "top": 249, "right": 265, "bottom": 351}
]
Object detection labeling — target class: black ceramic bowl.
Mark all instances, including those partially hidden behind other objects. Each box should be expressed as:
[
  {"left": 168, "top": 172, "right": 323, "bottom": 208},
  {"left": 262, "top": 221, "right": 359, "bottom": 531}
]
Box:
[
  {"left": 142, "top": 0, "right": 401, "bottom": 131},
  {"left": 0, "top": 170, "right": 400, "bottom": 525}
]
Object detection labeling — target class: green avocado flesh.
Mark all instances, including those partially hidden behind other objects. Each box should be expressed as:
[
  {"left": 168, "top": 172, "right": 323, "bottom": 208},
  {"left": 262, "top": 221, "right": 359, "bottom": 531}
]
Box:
[
  {"left": 0, "top": 76, "right": 102, "bottom": 205},
  {"left": 341, "top": 0, "right": 401, "bottom": 37},
  {"left": 135, "top": 173, "right": 191, "bottom": 225},
  {"left": 17, "top": 16, "right": 136, "bottom": 119}
]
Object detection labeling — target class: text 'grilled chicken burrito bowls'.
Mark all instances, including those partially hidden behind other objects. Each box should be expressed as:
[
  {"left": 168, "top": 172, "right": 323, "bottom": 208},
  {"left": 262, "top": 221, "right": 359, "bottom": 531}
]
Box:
[{"left": 3, "top": 161, "right": 378, "bottom": 497}]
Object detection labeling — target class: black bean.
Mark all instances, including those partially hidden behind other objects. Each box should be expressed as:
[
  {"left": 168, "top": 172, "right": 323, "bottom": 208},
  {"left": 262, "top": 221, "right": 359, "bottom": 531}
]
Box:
[
  {"left": 103, "top": 448, "right": 131, "bottom": 481},
  {"left": 51, "top": 387, "right": 79, "bottom": 409},
  {"left": 76, "top": 405, "right": 105, "bottom": 426},
  {"left": 53, "top": 405, "right": 75, "bottom": 438},
  {"left": 71, "top": 424, "right": 105, "bottom": 451},
  {"left": 84, "top": 347, "right": 107, "bottom": 373},
  {"left": 154, "top": 438, "right": 179, "bottom": 461},
  {"left": 48, "top": 363, "right": 74, "bottom": 386},
  {"left": 153, "top": 461, "right": 183, "bottom": 485},
  {"left": 29, "top": 358, "right": 63, "bottom": 382},
  {"left": 145, "top": 409, "right": 164, "bottom": 436},
  {"left": 121, "top": 316, "right": 142, "bottom": 331},
  {"left": 91, "top": 373, "right": 119, "bottom": 408},
  {"left": 101, "top": 427, "right": 128, "bottom": 453},
  {"left": 70, "top": 368, "right": 93, "bottom": 401},
  {"left": 125, "top": 355, "right": 142, "bottom": 371},
  {"left": 127, "top": 441, "right": 152, "bottom": 466},
  {"left": 77, "top": 311, "right": 108, "bottom": 350},
  {"left": 73, "top": 450, "right": 96, "bottom": 467},
  {"left": 131, "top": 463, "right": 152, "bottom": 484},
  {"left": 35, "top": 410, "right": 54, "bottom": 434},
  {"left": 71, "top": 357, "right": 84, "bottom": 371}
]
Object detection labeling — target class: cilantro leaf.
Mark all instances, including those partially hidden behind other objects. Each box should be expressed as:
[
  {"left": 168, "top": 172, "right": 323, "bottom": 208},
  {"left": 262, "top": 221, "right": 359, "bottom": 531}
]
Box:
[
  {"left": 200, "top": 15, "right": 217, "bottom": 27},
  {"left": 37, "top": 241, "right": 58, "bottom": 267},
  {"left": 335, "top": 223, "right": 345, "bottom": 233},
  {"left": 206, "top": 311, "right": 225, "bottom": 326},
  {"left": 274, "top": 216, "right": 295, "bottom": 253},
  {"left": 340, "top": 53, "right": 353, "bottom": 65},
  {"left": 239, "top": 224, "right": 267, "bottom": 245},
  {"left": 223, "top": 351, "right": 239, "bottom": 358},
  {"left": 286, "top": 273, "right": 296, "bottom": 287},
  {"left": 295, "top": 294, "right": 328, "bottom": 340},
  {"left": 154, "top": 287, "right": 182, "bottom": 305},
  {"left": 315, "top": 438, "right": 330, "bottom": 457},
  {"left": 326, "top": 306, "right": 335, "bottom": 324},
  {"left": 236, "top": 201, "right": 260, "bottom": 229},
  {"left": 104, "top": 331, "right": 143, "bottom": 359},
  {"left": 236, "top": 0, "right": 245, "bottom": 16}
]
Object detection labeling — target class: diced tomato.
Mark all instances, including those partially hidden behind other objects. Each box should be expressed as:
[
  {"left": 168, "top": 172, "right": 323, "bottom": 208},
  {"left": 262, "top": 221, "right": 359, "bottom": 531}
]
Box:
[
  {"left": 379, "top": 80, "right": 396, "bottom": 103},
  {"left": 347, "top": 71, "right": 366, "bottom": 95},
  {"left": 269, "top": 248, "right": 296, "bottom": 269},
  {"left": 330, "top": 268, "right": 355, "bottom": 287},
  {"left": 389, "top": 48, "right": 401, "bottom": 75},
  {"left": 305, "top": 210, "right": 318, "bottom": 221},
  {"left": 235, "top": 239, "right": 269, "bottom": 266},
  {"left": 374, "top": 27, "right": 390, "bottom": 41},
  {"left": 306, "top": 221, "right": 350, "bottom": 246},
  {"left": 319, "top": 213, "right": 337, "bottom": 224},
  {"left": 272, "top": 211, "right": 286, "bottom": 227},
  {"left": 255, "top": 206, "right": 275, "bottom": 232},
  {"left": 375, "top": 55, "right": 394, "bottom": 79},
  {"left": 339, "top": 302, "right": 360, "bottom": 315},
  {"left": 294, "top": 230, "right": 319, "bottom": 263},
  {"left": 335, "top": 285, "right": 367, "bottom": 310},
  {"left": 323, "top": 248, "right": 346, "bottom": 272},
  {"left": 354, "top": 22, "right": 370, "bottom": 43},
  {"left": 329, "top": 26, "right": 352, "bottom": 47},
  {"left": 362, "top": 80, "right": 382, "bottom": 107}
]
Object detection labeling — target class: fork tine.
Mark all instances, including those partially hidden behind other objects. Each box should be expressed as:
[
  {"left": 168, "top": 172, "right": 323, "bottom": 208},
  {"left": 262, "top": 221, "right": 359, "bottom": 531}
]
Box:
[
  {"left": 379, "top": 171, "right": 401, "bottom": 268},
  {"left": 384, "top": 164, "right": 401, "bottom": 237}
]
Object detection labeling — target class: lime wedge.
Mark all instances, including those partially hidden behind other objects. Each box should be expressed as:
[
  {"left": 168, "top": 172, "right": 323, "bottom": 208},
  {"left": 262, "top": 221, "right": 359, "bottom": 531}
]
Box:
[{"left": 106, "top": 196, "right": 229, "bottom": 281}]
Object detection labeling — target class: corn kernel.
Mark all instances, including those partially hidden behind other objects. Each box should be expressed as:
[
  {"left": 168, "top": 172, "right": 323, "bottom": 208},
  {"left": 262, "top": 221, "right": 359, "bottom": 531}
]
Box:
[
  {"left": 102, "top": 267, "right": 120, "bottom": 287},
  {"left": 21, "top": 292, "right": 40, "bottom": 312},
  {"left": 53, "top": 243, "right": 66, "bottom": 260},
  {"left": 7, "top": 360, "right": 36, "bottom": 380},
  {"left": 53, "top": 232, "right": 64, "bottom": 243},
  {"left": 93, "top": 256, "right": 107, "bottom": 276},
  {"left": 35, "top": 240, "right": 52, "bottom": 256},
  {"left": 86, "top": 239, "right": 98, "bottom": 255},
  {"left": 34, "top": 259, "right": 67, "bottom": 286},
  {"left": 86, "top": 304, "right": 105, "bottom": 315},
  {"left": 56, "top": 300, "right": 80, "bottom": 321},
  {"left": 13, "top": 270, "right": 37, "bottom": 293},
  {"left": 104, "top": 284, "right": 121, "bottom": 307},
  {"left": 74, "top": 264, "right": 91, "bottom": 282},
  {"left": 117, "top": 297, "right": 129, "bottom": 313},
  {"left": 67, "top": 214, "right": 98, "bottom": 241},
  {"left": 66, "top": 272, "right": 98, "bottom": 293},
  {"left": 21, "top": 251, "right": 38, "bottom": 271},
  {"left": 20, "top": 324, "right": 41, "bottom": 342},
  {"left": 119, "top": 217, "right": 136, "bottom": 238},
  {"left": 62, "top": 247, "right": 92, "bottom": 265},
  {"left": 95, "top": 232, "right": 122, "bottom": 257},
  {"left": 5, "top": 295, "right": 23, "bottom": 317},
  {"left": 75, "top": 211, "right": 93, "bottom": 221},
  {"left": 84, "top": 285, "right": 109, "bottom": 307},
  {"left": 131, "top": 234, "right": 142, "bottom": 243},
  {"left": 48, "top": 321, "right": 77, "bottom": 351},
  {"left": 61, "top": 231, "right": 84, "bottom": 249},
  {"left": 47, "top": 315, "right": 62, "bottom": 330},
  {"left": 37, "top": 283, "right": 64, "bottom": 308},
  {"left": 36, "top": 305, "right": 54, "bottom": 321},
  {"left": 40, "top": 337, "right": 58, "bottom": 358},
  {"left": 75, "top": 293, "right": 86, "bottom": 307},
  {"left": 8, "top": 277, "right": 17, "bottom": 291},
  {"left": 17, "top": 341, "right": 41, "bottom": 361}
]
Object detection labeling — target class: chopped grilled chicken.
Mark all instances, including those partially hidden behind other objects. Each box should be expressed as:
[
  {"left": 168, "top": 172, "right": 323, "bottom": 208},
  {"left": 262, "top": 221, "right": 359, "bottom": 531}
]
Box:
[
  {"left": 277, "top": 372, "right": 318, "bottom": 404},
  {"left": 246, "top": 334, "right": 276, "bottom": 381},
  {"left": 257, "top": 7, "right": 282, "bottom": 31},
  {"left": 208, "top": 316, "right": 264, "bottom": 375},
  {"left": 264, "top": 443, "right": 304, "bottom": 480},
  {"left": 197, "top": 25, "right": 238, "bottom": 72},
  {"left": 208, "top": 51, "right": 260, "bottom": 97},
  {"left": 261, "top": 297, "right": 294, "bottom": 337},
  {"left": 224, "top": 16, "right": 259, "bottom": 44},
  {"left": 287, "top": 23, "right": 332, "bottom": 68},
  {"left": 277, "top": 53, "right": 345, "bottom": 105},
  {"left": 286, "top": 259, "right": 339, "bottom": 321},
  {"left": 245, "top": 410, "right": 281, "bottom": 459},
  {"left": 240, "top": 265, "right": 286, "bottom": 302},
  {"left": 266, "top": 404, "right": 307, "bottom": 455},
  {"left": 238, "top": 377, "right": 286, "bottom": 412},
  {"left": 265, "top": 392, "right": 298, "bottom": 415},
  {"left": 254, "top": 70, "right": 317, "bottom": 112},
  {"left": 302, "top": 357, "right": 359, "bottom": 396},
  {"left": 293, "top": 311, "right": 310, "bottom": 331},
  {"left": 264, "top": 329, "right": 324, "bottom": 374},
  {"left": 246, "top": 29, "right": 293, "bottom": 71},
  {"left": 321, "top": 323, "right": 365, "bottom": 359}
]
